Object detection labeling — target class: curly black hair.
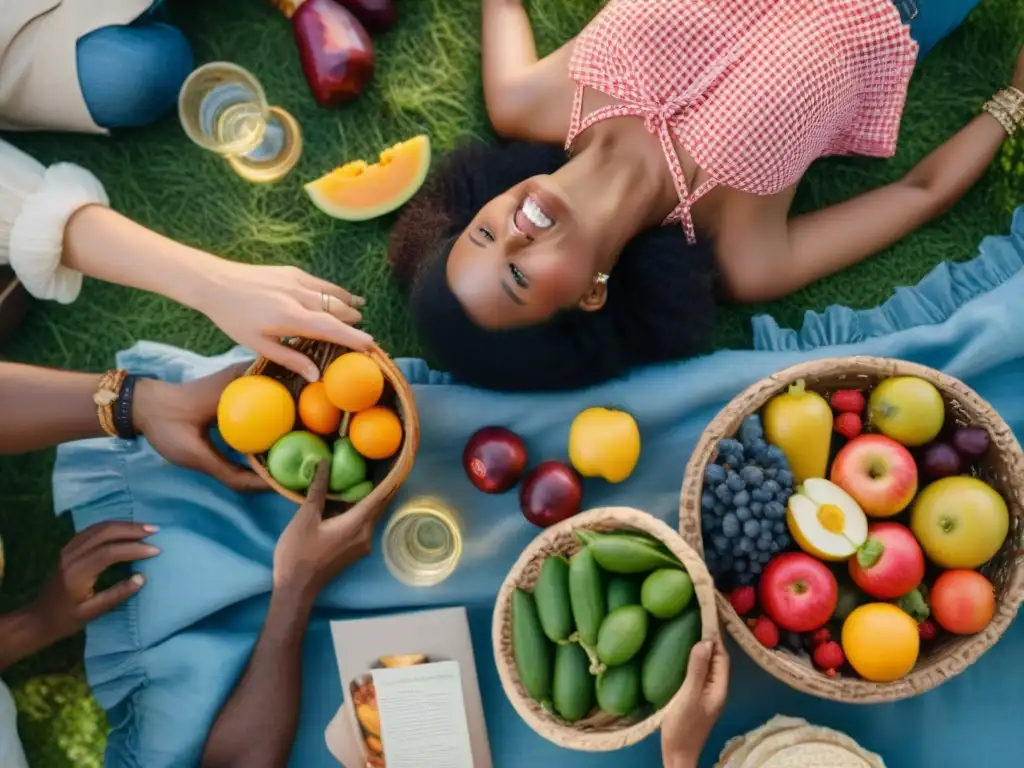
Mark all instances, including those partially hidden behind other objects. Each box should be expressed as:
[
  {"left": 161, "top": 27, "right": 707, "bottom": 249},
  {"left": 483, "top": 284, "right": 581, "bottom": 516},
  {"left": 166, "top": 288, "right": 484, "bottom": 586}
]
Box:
[{"left": 388, "top": 140, "right": 717, "bottom": 391}]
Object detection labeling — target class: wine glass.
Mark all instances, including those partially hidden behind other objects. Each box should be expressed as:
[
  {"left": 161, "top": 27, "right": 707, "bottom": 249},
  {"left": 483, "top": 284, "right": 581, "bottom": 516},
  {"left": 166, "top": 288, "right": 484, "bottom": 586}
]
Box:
[{"left": 178, "top": 61, "right": 303, "bottom": 183}]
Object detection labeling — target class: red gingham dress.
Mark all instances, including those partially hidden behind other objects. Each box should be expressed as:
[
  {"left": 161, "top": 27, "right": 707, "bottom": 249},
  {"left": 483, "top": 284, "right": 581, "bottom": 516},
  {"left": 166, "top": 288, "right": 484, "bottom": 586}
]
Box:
[{"left": 565, "top": 0, "right": 919, "bottom": 243}]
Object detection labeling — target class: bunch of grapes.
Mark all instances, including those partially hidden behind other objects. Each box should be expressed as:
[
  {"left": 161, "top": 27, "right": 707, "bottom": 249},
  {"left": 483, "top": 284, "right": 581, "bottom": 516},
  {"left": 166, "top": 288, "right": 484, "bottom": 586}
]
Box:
[{"left": 701, "top": 414, "right": 795, "bottom": 587}]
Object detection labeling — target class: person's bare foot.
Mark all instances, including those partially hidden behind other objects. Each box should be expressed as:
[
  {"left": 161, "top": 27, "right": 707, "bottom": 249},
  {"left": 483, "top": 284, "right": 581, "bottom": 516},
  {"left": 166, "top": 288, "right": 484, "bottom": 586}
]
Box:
[{"left": 0, "top": 266, "right": 31, "bottom": 345}]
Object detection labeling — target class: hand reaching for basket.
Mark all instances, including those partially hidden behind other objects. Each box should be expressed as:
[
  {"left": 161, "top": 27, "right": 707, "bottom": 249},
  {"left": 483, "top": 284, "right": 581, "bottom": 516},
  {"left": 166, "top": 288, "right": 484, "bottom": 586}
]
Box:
[
  {"left": 661, "top": 638, "right": 731, "bottom": 768},
  {"left": 133, "top": 364, "right": 269, "bottom": 493},
  {"left": 194, "top": 260, "right": 373, "bottom": 383},
  {"left": 273, "top": 461, "right": 389, "bottom": 598}
]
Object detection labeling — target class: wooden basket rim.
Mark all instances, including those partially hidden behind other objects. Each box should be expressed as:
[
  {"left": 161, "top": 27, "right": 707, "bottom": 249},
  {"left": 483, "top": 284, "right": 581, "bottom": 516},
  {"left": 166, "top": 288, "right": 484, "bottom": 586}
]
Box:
[
  {"left": 492, "top": 506, "right": 720, "bottom": 751},
  {"left": 243, "top": 342, "right": 420, "bottom": 508},
  {"left": 679, "top": 355, "right": 1024, "bottom": 703}
]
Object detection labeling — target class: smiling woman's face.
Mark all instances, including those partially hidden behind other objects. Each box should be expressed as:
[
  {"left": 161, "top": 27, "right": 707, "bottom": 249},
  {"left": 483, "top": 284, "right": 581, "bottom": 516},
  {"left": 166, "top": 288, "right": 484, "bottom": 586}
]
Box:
[{"left": 446, "top": 175, "right": 606, "bottom": 329}]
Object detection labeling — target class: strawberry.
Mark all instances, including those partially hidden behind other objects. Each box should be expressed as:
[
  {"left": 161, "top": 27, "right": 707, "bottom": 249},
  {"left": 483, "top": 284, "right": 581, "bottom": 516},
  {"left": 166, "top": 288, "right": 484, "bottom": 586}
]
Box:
[
  {"left": 752, "top": 616, "right": 780, "bottom": 649},
  {"left": 831, "top": 389, "right": 866, "bottom": 414},
  {"left": 823, "top": 667, "right": 838, "bottom": 678},
  {"left": 810, "top": 627, "right": 832, "bottom": 647},
  {"left": 729, "top": 586, "right": 757, "bottom": 616},
  {"left": 918, "top": 618, "right": 938, "bottom": 641},
  {"left": 813, "top": 641, "right": 845, "bottom": 670},
  {"left": 835, "top": 412, "right": 863, "bottom": 440}
]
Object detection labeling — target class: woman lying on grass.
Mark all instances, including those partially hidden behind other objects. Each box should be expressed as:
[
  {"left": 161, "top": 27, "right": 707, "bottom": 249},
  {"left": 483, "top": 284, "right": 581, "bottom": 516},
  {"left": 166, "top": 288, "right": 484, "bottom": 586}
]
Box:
[{"left": 392, "top": 0, "right": 1024, "bottom": 391}]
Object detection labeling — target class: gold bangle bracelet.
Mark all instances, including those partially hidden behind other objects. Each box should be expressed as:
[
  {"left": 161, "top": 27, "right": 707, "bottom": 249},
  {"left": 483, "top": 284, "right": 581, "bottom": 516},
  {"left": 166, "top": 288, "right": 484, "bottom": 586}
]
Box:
[
  {"left": 94, "top": 369, "right": 127, "bottom": 438},
  {"left": 983, "top": 100, "right": 1019, "bottom": 136}
]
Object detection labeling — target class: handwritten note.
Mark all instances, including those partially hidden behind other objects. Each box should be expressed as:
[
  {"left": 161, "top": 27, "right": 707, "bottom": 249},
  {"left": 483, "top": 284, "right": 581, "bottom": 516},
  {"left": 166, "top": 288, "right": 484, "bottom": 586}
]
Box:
[{"left": 371, "top": 661, "right": 474, "bottom": 768}]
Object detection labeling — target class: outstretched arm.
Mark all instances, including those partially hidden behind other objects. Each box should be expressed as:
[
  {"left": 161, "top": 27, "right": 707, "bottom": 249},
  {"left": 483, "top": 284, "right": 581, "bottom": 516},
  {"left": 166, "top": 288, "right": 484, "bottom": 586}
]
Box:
[
  {"left": 481, "top": 0, "right": 576, "bottom": 142},
  {"left": 203, "top": 463, "right": 388, "bottom": 767},
  {"left": 718, "top": 52, "right": 1024, "bottom": 303}
]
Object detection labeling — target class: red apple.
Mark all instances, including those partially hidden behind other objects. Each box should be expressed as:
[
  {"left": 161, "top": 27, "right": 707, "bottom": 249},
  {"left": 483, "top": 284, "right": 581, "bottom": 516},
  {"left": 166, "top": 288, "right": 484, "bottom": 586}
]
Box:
[
  {"left": 462, "top": 426, "right": 528, "bottom": 494},
  {"left": 848, "top": 522, "right": 925, "bottom": 600},
  {"left": 336, "top": 0, "right": 397, "bottom": 33},
  {"left": 519, "top": 461, "right": 583, "bottom": 528},
  {"left": 759, "top": 552, "right": 838, "bottom": 632},
  {"left": 830, "top": 434, "right": 918, "bottom": 518},
  {"left": 293, "top": 0, "right": 375, "bottom": 108}
]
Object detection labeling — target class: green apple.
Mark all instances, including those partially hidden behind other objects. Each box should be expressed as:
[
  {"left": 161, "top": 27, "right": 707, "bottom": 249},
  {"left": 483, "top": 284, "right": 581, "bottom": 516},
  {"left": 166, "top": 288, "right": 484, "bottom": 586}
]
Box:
[
  {"left": 339, "top": 480, "right": 374, "bottom": 502},
  {"left": 266, "top": 431, "right": 332, "bottom": 491},
  {"left": 330, "top": 438, "right": 367, "bottom": 493},
  {"left": 867, "top": 376, "right": 945, "bottom": 447}
]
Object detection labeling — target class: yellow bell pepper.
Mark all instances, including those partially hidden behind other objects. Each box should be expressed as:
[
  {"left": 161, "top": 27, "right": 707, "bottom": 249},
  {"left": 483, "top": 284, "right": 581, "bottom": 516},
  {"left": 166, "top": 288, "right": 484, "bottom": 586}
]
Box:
[
  {"left": 568, "top": 407, "right": 641, "bottom": 483},
  {"left": 762, "top": 379, "right": 833, "bottom": 483}
]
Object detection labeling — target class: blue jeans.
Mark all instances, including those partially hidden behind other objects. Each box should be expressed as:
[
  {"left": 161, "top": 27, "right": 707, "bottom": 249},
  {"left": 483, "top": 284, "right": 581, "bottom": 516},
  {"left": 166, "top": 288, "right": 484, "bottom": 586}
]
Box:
[
  {"left": 76, "top": 1, "right": 193, "bottom": 129},
  {"left": 903, "top": 0, "right": 985, "bottom": 60}
]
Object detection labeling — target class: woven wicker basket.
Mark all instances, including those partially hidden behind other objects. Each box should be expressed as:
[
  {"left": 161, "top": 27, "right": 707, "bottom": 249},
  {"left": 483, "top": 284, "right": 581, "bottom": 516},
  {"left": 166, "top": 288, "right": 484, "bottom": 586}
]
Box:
[
  {"left": 244, "top": 337, "right": 419, "bottom": 514},
  {"left": 493, "top": 507, "right": 720, "bottom": 751},
  {"left": 680, "top": 356, "right": 1024, "bottom": 703},
  {"left": 714, "top": 715, "right": 885, "bottom": 767}
]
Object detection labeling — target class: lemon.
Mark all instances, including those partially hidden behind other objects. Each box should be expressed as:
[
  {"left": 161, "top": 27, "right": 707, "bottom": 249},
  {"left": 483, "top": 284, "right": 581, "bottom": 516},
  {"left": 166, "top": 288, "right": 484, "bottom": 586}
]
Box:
[
  {"left": 868, "top": 377, "right": 945, "bottom": 447},
  {"left": 217, "top": 375, "right": 296, "bottom": 454},
  {"left": 842, "top": 603, "right": 919, "bottom": 682}
]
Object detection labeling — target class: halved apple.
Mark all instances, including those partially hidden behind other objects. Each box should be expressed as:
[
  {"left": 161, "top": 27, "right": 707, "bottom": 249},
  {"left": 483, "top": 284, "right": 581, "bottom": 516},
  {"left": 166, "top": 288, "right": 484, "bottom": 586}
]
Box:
[{"left": 787, "top": 478, "right": 869, "bottom": 561}]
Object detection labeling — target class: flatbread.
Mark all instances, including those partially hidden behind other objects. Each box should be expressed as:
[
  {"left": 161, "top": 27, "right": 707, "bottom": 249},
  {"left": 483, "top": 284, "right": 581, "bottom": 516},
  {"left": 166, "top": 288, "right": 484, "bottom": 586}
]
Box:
[{"left": 716, "top": 716, "right": 886, "bottom": 768}]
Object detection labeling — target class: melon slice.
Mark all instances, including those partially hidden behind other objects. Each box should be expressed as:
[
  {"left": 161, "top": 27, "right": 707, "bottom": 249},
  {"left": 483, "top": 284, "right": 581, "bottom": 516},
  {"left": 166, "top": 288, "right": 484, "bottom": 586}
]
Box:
[{"left": 305, "top": 135, "right": 431, "bottom": 221}]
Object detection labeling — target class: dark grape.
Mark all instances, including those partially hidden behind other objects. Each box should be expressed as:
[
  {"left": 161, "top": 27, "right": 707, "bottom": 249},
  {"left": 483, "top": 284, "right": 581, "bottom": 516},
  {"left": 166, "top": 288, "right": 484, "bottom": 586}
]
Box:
[
  {"left": 712, "top": 534, "right": 729, "bottom": 552},
  {"left": 762, "top": 479, "right": 781, "bottom": 496},
  {"left": 773, "top": 521, "right": 786, "bottom": 535},
  {"left": 732, "top": 489, "right": 750, "bottom": 508},
  {"left": 726, "top": 472, "right": 745, "bottom": 492},
  {"left": 757, "top": 550, "right": 772, "bottom": 564},
  {"left": 756, "top": 538, "right": 771, "bottom": 552},
  {"left": 734, "top": 558, "right": 748, "bottom": 573},
  {"left": 749, "top": 561, "right": 762, "bottom": 575},
  {"left": 780, "top": 631, "right": 803, "bottom": 653},
  {"left": 739, "top": 537, "right": 755, "bottom": 553},
  {"left": 739, "top": 415, "right": 764, "bottom": 445},
  {"left": 769, "top": 541, "right": 781, "bottom": 554},
  {"left": 714, "top": 484, "right": 733, "bottom": 505},
  {"left": 764, "top": 501, "right": 785, "bottom": 520},
  {"left": 777, "top": 533, "right": 791, "bottom": 549},
  {"left": 722, "top": 513, "right": 740, "bottom": 538},
  {"left": 736, "top": 507, "right": 751, "bottom": 522},
  {"left": 742, "top": 520, "right": 760, "bottom": 538},
  {"left": 759, "top": 519, "right": 773, "bottom": 535},
  {"left": 776, "top": 469, "right": 794, "bottom": 488},
  {"left": 705, "top": 464, "right": 727, "bottom": 485},
  {"left": 741, "top": 465, "right": 764, "bottom": 487},
  {"left": 750, "top": 501, "right": 763, "bottom": 515},
  {"left": 763, "top": 446, "right": 787, "bottom": 467}
]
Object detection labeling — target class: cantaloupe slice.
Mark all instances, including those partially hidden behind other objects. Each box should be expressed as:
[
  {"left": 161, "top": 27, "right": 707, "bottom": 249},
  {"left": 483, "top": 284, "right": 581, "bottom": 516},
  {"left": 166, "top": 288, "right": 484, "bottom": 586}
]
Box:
[{"left": 304, "top": 135, "right": 431, "bottom": 221}]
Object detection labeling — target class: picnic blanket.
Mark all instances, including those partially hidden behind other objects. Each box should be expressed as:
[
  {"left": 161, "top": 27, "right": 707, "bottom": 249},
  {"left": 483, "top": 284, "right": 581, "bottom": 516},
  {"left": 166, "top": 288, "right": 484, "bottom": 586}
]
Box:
[{"left": 54, "top": 207, "right": 1024, "bottom": 767}]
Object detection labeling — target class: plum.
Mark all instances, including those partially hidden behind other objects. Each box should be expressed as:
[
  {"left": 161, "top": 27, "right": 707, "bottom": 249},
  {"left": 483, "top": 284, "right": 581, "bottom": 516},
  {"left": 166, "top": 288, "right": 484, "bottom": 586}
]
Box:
[
  {"left": 293, "top": 0, "right": 375, "bottom": 108},
  {"left": 921, "top": 442, "right": 961, "bottom": 479},
  {"left": 337, "top": 0, "right": 397, "bottom": 33},
  {"left": 951, "top": 426, "right": 990, "bottom": 458}
]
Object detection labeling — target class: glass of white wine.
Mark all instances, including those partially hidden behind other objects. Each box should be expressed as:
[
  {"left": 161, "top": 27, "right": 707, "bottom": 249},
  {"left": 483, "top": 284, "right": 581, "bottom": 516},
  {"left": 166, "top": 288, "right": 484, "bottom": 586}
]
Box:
[
  {"left": 383, "top": 496, "right": 463, "bottom": 588},
  {"left": 178, "top": 61, "right": 302, "bottom": 183}
]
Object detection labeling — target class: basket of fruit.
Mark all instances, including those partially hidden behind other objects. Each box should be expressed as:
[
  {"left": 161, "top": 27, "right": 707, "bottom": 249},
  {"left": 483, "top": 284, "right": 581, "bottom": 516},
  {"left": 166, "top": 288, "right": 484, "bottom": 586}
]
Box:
[
  {"left": 218, "top": 337, "right": 419, "bottom": 513},
  {"left": 680, "top": 356, "right": 1024, "bottom": 702},
  {"left": 493, "top": 506, "right": 719, "bottom": 751}
]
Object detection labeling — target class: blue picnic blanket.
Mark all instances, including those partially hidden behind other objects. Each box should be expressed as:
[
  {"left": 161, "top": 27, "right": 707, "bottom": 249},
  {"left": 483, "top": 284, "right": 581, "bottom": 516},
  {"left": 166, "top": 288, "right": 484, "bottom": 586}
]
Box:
[{"left": 54, "top": 207, "right": 1024, "bottom": 768}]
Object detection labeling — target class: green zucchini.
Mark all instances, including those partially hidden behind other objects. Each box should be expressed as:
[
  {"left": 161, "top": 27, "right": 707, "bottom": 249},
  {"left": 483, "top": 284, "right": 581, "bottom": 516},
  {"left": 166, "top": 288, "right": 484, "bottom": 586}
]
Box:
[
  {"left": 568, "top": 547, "right": 606, "bottom": 647},
  {"left": 641, "top": 607, "right": 701, "bottom": 708},
  {"left": 552, "top": 643, "right": 595, "bottom": 723},
  {"left": 534, "top": 556, "right": 574, "bottom": 642}
]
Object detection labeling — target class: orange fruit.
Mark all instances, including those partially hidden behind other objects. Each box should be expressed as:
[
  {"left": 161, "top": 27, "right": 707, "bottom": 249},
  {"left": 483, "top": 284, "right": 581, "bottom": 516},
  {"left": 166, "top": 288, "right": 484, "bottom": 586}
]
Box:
[
  {"left": 323, "top": 352, "right": 385, "bottom": 412},
  {"left": 841, "top": 603, "right": 919, "bottom": 682},
  {"left": 349, "top": 406, "right": 403, "bottom": 459},
  {"left": 298, "top": 381, "right": 343, "bottom": 435},
  {"left": 218, "top": 375, "right": 296, "bottom": 453}
]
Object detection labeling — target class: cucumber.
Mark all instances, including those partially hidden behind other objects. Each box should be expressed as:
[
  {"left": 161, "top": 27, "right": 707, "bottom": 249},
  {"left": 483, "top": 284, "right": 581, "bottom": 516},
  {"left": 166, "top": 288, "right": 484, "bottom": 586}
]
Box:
[
  {"left": 596, "top": 658, "right": 641, "bottom": 717},
  {"left": 552, "top": 642, "right": 595, "bottom": 723},
  {"left": 596, "top": 605, "right": 649, "bottom": 667},
  {"left": 606, "top": 576, "right": 642, "bottom": 612},
  {"left": 642, "top": 607, "right": 701, "bottom": 708},
  {"left": 512, "top": 588, "right": 553, "bottom": 702},
  {"left": 641, "top": 569, "right": 694, "bottom": 620},
  {"left": 575, "top": 528, "right": 670, "bottom": 552},
  {"left": 569, "top": 547, "right": 606, "bottom": 647},
  {"left": 587, "top": 535, "right": 682, "bottom": 574},
  {"left": 534, "top": 556, "right": 574, "bottom": 642}
]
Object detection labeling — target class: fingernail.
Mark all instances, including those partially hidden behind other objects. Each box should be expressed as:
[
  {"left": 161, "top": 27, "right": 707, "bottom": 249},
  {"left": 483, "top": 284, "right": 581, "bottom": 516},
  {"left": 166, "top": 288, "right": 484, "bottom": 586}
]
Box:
[
  {"left": 304, "top": 366, "right": 321, "bottom": 383},
  {"left": 131, "top": 573, "right": 146, "bottom": 587},
  {"left": 145, "top": 545, "right": 161, "bottom": 556},
  {"left": 143, "top": 524, "right": 160, "bottom": 534},
  {"left": 352, "top": 296, "right": 366, "bottom": 308}
]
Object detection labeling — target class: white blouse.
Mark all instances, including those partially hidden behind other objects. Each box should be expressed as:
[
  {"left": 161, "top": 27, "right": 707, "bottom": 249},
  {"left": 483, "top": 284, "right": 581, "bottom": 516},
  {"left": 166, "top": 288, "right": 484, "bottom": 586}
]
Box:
[{"left": 0, "top": 138, "right": 108, "bottom": 304}]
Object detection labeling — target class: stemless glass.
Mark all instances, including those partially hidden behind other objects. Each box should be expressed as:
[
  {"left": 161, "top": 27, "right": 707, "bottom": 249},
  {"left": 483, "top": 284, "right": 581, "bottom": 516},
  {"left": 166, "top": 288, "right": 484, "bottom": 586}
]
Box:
[
  {"left": 178, "top": 61, "right": 302, "bottom": 183},
  {"left": 382, "top": 496, "right": 464, "bottom": 587}
]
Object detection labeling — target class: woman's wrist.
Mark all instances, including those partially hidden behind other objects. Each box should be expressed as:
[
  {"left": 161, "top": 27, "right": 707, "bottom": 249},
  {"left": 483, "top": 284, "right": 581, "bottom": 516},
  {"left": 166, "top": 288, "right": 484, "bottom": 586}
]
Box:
[{"left": 664, "top": 753, "right": 700, "bottom": 768}]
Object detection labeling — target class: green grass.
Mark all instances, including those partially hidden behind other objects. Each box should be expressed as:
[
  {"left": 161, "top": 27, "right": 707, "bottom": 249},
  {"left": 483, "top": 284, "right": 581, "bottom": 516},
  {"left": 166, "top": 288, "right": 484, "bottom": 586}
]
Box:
[{"left": 1, "top": 0, "right": 1022, "bottom": 763}]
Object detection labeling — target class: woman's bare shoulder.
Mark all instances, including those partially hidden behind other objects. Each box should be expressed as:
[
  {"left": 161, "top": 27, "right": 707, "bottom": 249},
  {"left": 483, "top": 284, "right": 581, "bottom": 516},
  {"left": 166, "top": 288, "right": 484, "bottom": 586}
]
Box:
[{"left": 486, "top": 41, "right": 578, "bottom": 144}]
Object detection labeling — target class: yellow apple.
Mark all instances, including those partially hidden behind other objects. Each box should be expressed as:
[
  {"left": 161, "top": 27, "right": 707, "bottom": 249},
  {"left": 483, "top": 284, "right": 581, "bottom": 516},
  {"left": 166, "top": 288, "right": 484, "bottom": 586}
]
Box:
[{"left": 910, "top": 476, "right": 1009, "bottom": 569}]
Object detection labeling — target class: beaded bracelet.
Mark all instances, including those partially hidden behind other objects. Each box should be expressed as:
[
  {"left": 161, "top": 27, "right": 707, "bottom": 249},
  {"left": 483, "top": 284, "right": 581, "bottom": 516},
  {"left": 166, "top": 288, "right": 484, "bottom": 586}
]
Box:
[
  {"left": 983, "top": 87, "right": 1024, "bottom": 136},
  {"left": 93, "top": 369, "right": 127, "bottom": 438},
  {"left": 113, "top": 374, "right": 139, "bottom": 440}
]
